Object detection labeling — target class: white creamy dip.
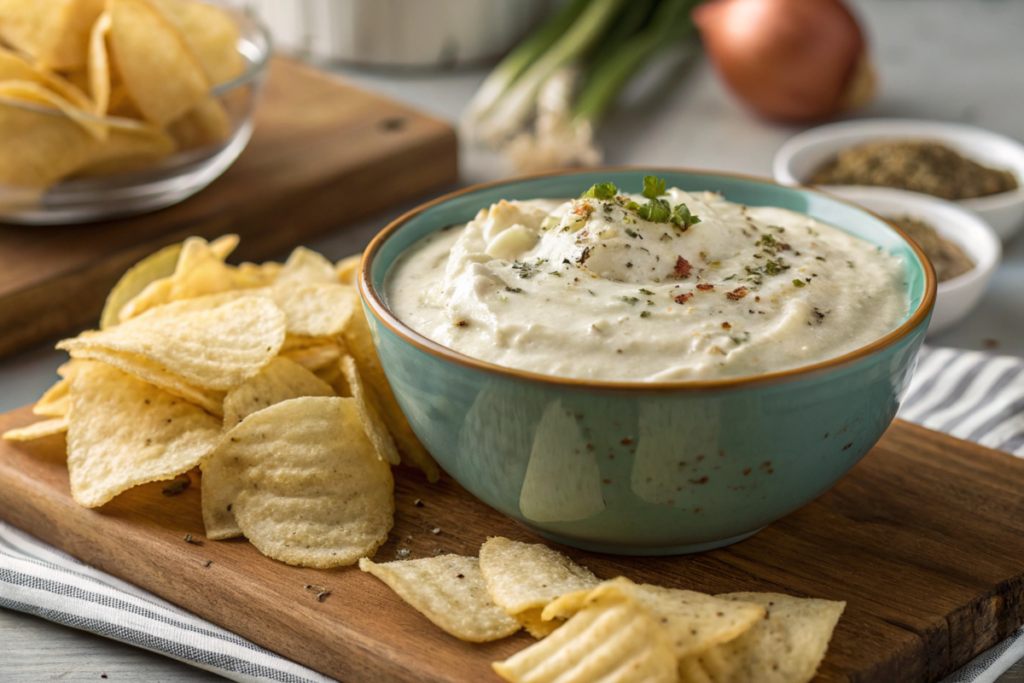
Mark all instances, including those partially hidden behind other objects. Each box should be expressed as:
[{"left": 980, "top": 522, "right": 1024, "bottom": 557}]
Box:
[{"left": 385, "top": 183, "right": 910, "bottom": 381}]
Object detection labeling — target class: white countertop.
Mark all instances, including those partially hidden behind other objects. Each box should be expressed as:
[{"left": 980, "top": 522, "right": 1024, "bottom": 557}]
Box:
[{"left": 3, "top": 0, "right": 1024, "bottom": 680}]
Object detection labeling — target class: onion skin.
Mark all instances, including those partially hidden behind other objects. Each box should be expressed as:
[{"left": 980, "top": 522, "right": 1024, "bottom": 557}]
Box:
[{"left": 693, "top": 0, "right": 874, "bottom": 122}]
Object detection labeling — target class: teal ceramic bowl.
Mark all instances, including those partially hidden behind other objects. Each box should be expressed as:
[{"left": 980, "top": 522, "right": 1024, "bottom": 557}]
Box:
[{"left": 359, "top": 168, "right": 936, "bottom": 556}]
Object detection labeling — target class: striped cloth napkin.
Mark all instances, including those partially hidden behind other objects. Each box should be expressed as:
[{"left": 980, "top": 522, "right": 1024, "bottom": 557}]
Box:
[{"left": 3, "top": 345, "right": 1024, "bottom": 683}]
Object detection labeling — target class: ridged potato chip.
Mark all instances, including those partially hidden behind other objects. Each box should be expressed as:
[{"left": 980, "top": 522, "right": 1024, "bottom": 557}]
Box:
[
  {"left": 60, "top": 295, "right": 285, "bottom": 391},
  {"left": 677, "top": 593, "right": 845, "bottom": 683},
  {"left": 271, "top": 283, "right": 358, "bottom": 338},
  {"left": 100, "top": 242, "right": 182, "bottom": 329},
  {"left": 342, "top": 308, "right": 439, "bottom": 482},
  {"left": 0, "top": 0, "right": 104, "bottom": 70},
  {"left": 494, "top": 593, "right": 677, "bottom": 683},
  {"left": 66, "top": 346, "right": 224, "bottom": 415},
  {"left": 203, "top": 397, "right": 394, "bottom": 566},
  {"left": 222, "top": 356, "right": 335, "bottom": 431},
  {"left": 515, "top": 608, "right": 561, "bottom": 640},
  {"left": 108, "top": 0, "right": 209, "bottom": 126},
  {"left": 334, "top": 254, "right": 360, "bottom": 287},
  {"left": 360, "top": 555, "right": 520, "bottom": 643},
  {"left": 66, "top": 361, "right": 221, "bottom": 508},
  {"left": 33, "top": 377, "right": 71, "bottom": 417},
  {"left": 3, "top": 416, "right": 69, "bottom": 441},
  {"left": 480, "top": 537, "right": 598, "bottom": 621},
  {"left": 545, "top": 578, "right": 766, "bottom": 661},
  {"left": 276, "top": 247, "right": 338, "bottom": 287},
  {"left": 146, "top": 0, "right": 243, "bottom": 86},
  {"left": 340, "top": 355, "right": 399, "bottom": 465}
]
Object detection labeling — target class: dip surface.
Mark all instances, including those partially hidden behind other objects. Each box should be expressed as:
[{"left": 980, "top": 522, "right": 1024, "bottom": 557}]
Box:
[{"left": 385, "top": 183, "right": 910, "bottom": 382}]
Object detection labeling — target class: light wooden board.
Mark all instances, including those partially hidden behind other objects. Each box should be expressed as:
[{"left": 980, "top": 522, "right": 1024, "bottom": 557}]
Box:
[
  {"left": 1, "top": 409, "right": 1023, "bottom": 683},
  {"left": 0, "top": 57, "right": 457, "bottom": 358}
]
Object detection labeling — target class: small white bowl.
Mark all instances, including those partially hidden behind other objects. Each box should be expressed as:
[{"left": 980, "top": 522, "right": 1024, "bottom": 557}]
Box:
[
  {"left": 822, "top": 185, "right": 1001, "bottom": 336},
  {"left": 773, "top": 119, "right": 1024, "bottom": 241}
]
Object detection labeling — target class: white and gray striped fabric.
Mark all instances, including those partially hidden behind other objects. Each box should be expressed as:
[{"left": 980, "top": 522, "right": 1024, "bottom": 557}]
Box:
[{"left": 2, "top": 344, "right": 1024, "bottom": 683}]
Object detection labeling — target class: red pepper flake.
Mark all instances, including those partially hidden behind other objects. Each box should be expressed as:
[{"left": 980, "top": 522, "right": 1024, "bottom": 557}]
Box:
[
  {"left": 696, "top": 283, "right": 714, "bottom": 291},
  {"left": 674, "top": 256, "right": 693, "bottom": 279},
  {"left": 761, "top": 460, "right": 772, "bottom": 468},
  {"left": 726, "top": 287, "right": 749, "bottom": 300},
  {"left": 455, "top": 320, "right": 468, "bottom": 327},
  {"left": 721, "top": 322, "right": 731, "bottom": 329},
  {"left": 621, "top": 437, "right": 633, "bottom": 446},
  {"left": 675, "top": 293, "right": 693, "bottom": 304},
  {"left": 573, "top": 204, "right": 593, "bottom": 216},
  {"left": 743, "top": 467, "right": 752, "bottom": 476},
  {"left": 602, "top": 478, "right": 612, "bottom": 484},
  {"left": 689, "top": 476, "right": 709, "bottom": 485}
]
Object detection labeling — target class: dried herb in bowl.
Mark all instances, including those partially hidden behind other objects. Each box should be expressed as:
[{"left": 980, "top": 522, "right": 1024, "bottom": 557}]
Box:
[
  {"left": 887, "top": 215, "right": 973, "bottom": 283},
  {"left": 811, "top": 140, "right": 1018, "bottom": 200}
]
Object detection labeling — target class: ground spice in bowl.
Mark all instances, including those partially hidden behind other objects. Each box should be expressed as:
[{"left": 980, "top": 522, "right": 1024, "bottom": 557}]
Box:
[
  {"left": 887, "top": 215, "right": 974, "bottom": 282},
  {"left": 811, "top": 140, "right": 1018, "bottom": 200}
]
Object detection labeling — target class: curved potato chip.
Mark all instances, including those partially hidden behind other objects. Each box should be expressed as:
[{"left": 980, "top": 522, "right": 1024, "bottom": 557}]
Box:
[
  {"left": 203, "top": 397, "right": 394, "bottom": 566},
  {"left": 100, "top": 242, "right": 182, "bottom": 329},
  {"left": 146, "top": 0, "right": 243, "bottom": 86},
  {"left": 0, "top": 47, "right": 92, "bottom": 109},
  {"left": 167, "top": 96, "right": 231, "bottom": 150},
  {"left": 276, "top": 247, "right": 338, "bottom": 287},
  {"left": 33, "top": 377, "right": 71, "bottom": 417},
  {"left": 272, "top": 283, "right": 358, "bottom": 337},
  {"left": 480, "top": 537, "right": 598, "bottom": 618},
  {"left": 494, "top": 594, "right": 677, "bottom": 683},
  {"left": 360, "top": 555, "right": 520, "bottom": 643},
  {"left": 515, "top": 608, "right": 561, "bottom": 640},
  {"left": 59, "top": 295, "right": 286, "bottom": 390},
  {"left": 340, "top": 355, "right": 399, "bottom": 465},
  {"left": 334, "top": 254, "right": 361, "bottom": 286},
  {"left": 3, "top": 416, "right": 69, "bottom": 441},
  {"left": 545, "top": 578, "right": 766, "bottom": 661},
  {"left": 222, "top": 356, "right": 335, "bottom": 431},
  {"left": 66, "top": 361, "right": 221, "bottom": 508},
  {"left": 108, "top": 0, "right": 209, "bottom": 126},
  {"left": 87, "top": 10, "right": 111, "bottom": 115},
  {"left": 280, "top": 340, "right": 342, "bottom": 372},
  {"left": 0, "top": 80, "right": 106, "bottom": 139},
  {"left": 0, "top": 0, "right": 105, "bottom": 70},
  {"left": 342, "top": 309, "right": 439, "bottom": 482},
  {"left": 66, "top": 346, "right": 224, "bottom": 415},
  {"left": 679, "top": 593, "right": 846, "bottom": 683}
]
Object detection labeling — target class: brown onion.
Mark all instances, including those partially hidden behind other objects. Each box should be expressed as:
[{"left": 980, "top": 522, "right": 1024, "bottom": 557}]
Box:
[{"left": 692, "top": 0, "right": 875, "bottom": 122}]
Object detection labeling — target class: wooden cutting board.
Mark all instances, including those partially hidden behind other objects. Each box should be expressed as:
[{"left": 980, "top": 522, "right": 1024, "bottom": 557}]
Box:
[
  {"left": 0, "top": 57, "right": 457, "bottom": 359},
  {"left": 1, "top": 410, "right": 1023, "bottom": 683}
]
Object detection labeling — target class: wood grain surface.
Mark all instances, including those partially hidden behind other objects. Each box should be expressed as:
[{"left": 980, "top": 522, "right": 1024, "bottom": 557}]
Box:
[
  {"left": 0, "top": 57, "right": 457, "bottom": 359},
  {"left": 1, "top": 408, "right": 1023, "bottom": 683}
]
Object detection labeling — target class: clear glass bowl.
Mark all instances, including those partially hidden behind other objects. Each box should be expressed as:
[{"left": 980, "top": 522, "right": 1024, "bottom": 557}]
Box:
[{"left": 0, "top": 9, "right": 271, "bottom": 225}]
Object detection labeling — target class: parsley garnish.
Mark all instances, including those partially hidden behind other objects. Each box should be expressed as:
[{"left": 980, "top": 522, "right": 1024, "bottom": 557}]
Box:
[
  {"left": 637, "top": 198, "right": 671, "bottom": 223},
  {"left": 671, "top": 203, "right": 701, "bottom": 229},
  {"left": 625, "top": 227, "right": 642, "bottom": 239},
  {"left": 792, "top": 279, "right": 806, "bottom": 288},
  {"left": 511, "top": 262, "right": 535, "bottom": 278},
  {"left": 640, "top": 311, "right": 651, "bottom": 318},
  {"left": 505, "top": 287, "right": 522, "bottom": 293},
  {"left": 580, "top": 182, "right": 618, "bottom": 200},
  {"left": 621, "top": 296, "right": 639, "bottom": 305},
  {"left": 639, "top": 288, "right": 654, "bottom": 295},
  {"left": 642, "top": 175, "right": 666, "bottom": 199}
]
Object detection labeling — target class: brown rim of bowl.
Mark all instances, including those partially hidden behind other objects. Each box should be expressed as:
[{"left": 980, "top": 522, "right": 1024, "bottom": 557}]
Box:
[{"left": 359, "top": 166, "right": 937, "bottom": 393}]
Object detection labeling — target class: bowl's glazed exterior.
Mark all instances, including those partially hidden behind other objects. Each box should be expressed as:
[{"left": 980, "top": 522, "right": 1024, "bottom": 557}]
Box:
[{"left": 361, "top": 169, "right": 936, "bottom": 555}]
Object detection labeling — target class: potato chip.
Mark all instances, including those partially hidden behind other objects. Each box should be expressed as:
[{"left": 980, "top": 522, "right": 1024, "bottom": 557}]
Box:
[
  {"left": 272, "top": 283, "right": 358, "bottom": 338},
  {"left": 0, "top": 47, "right": 92, "bottom": 109},
  {"left": 0, "top": 98, "right": 97, "bottom": 186},
  {"left": 0, "top": 0, "right": 105, "bottom": 70},
  {"left": 317, "top": 361, "right": 345, "bottom": 390},
  {"left": 59, "top": 295, "right": 286, "bottom": 391},
  {"left": 0, "top": 79, "right": 106, "bottom": 138},
  {"left": 167, "top": 96, "right": 231, "bottom": 149},
  {"left": 493, "top": 593, "right": 677, "bottom": 683},
  {"left": 276, "top": 247, "right": 338, "bottom": 287},
  {"left": 480, "top": 537, "right": 598, "bottom": 620},
  {"left": 335, "top": 254, "right": 361, "bottom": 286},
  {"left": 146, "top": 0, "right": 243, "bottom": 86},
  {"left": 3, "top": 416, "right": 69, "bottom": 441},
  {"left": 66, "top": 361, "right": 221, "bottom": 507},
  {"left": 515, "top": 608, "right": 561, "bottom": 639},
  {"left": 340, "top": 355, "right": 399, "bottom": 465},
  {"left": 222, "top": 356, "right": 335, "bottom": 430},
  {"left": 66, "top": 346, "right": 225, "bottom": 415},
  {"left": 66, "top": 118, "right": 177, "bottom": 177},
  {"left": 202, "top": 397, "right": 394, "bottom": 566},
  {"left": 545, "top": 578, "right": 766, "bottom": 661},
  {"left": 360, "top": 555, "right": 520, "bottom": 642},
  {"left": 108, "top": 0, "right": 209, "bottom": 126},
  {"left": 86, "top": 10, "right": 111, "bottom": 115},
  {"left": 33, "top": 377, "right": 71, "bottom": 417},
  {"left": 342, "top": 309, "right": 439, "bottom": 482},
  {"left": 234, "top": 261, "right": 281, "bottom": 288},
  {"left": 100, "top": 242, "right": 182, "bottom": 329},
  {"left": 280, "top": 343, "right": 342, "bottom": 373},
  {"left": 677, "top": 593, "right": 845, "bottom": 683}
]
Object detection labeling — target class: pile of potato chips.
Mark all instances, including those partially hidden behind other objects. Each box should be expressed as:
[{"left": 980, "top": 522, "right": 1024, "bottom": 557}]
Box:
[
  {"left": 4, "top": 234, "right": 439, "bottom": 568},
  {"left": 0, "top": 0, "right": 244, "bottom": 188},
  {"left": 361, "top": 537, "right": 846, "bottom": 683}
]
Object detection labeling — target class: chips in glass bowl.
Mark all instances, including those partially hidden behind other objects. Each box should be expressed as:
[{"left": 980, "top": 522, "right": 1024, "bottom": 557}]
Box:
[{"left": 0, "top": 0, "right": 270, "bottom": 224}]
